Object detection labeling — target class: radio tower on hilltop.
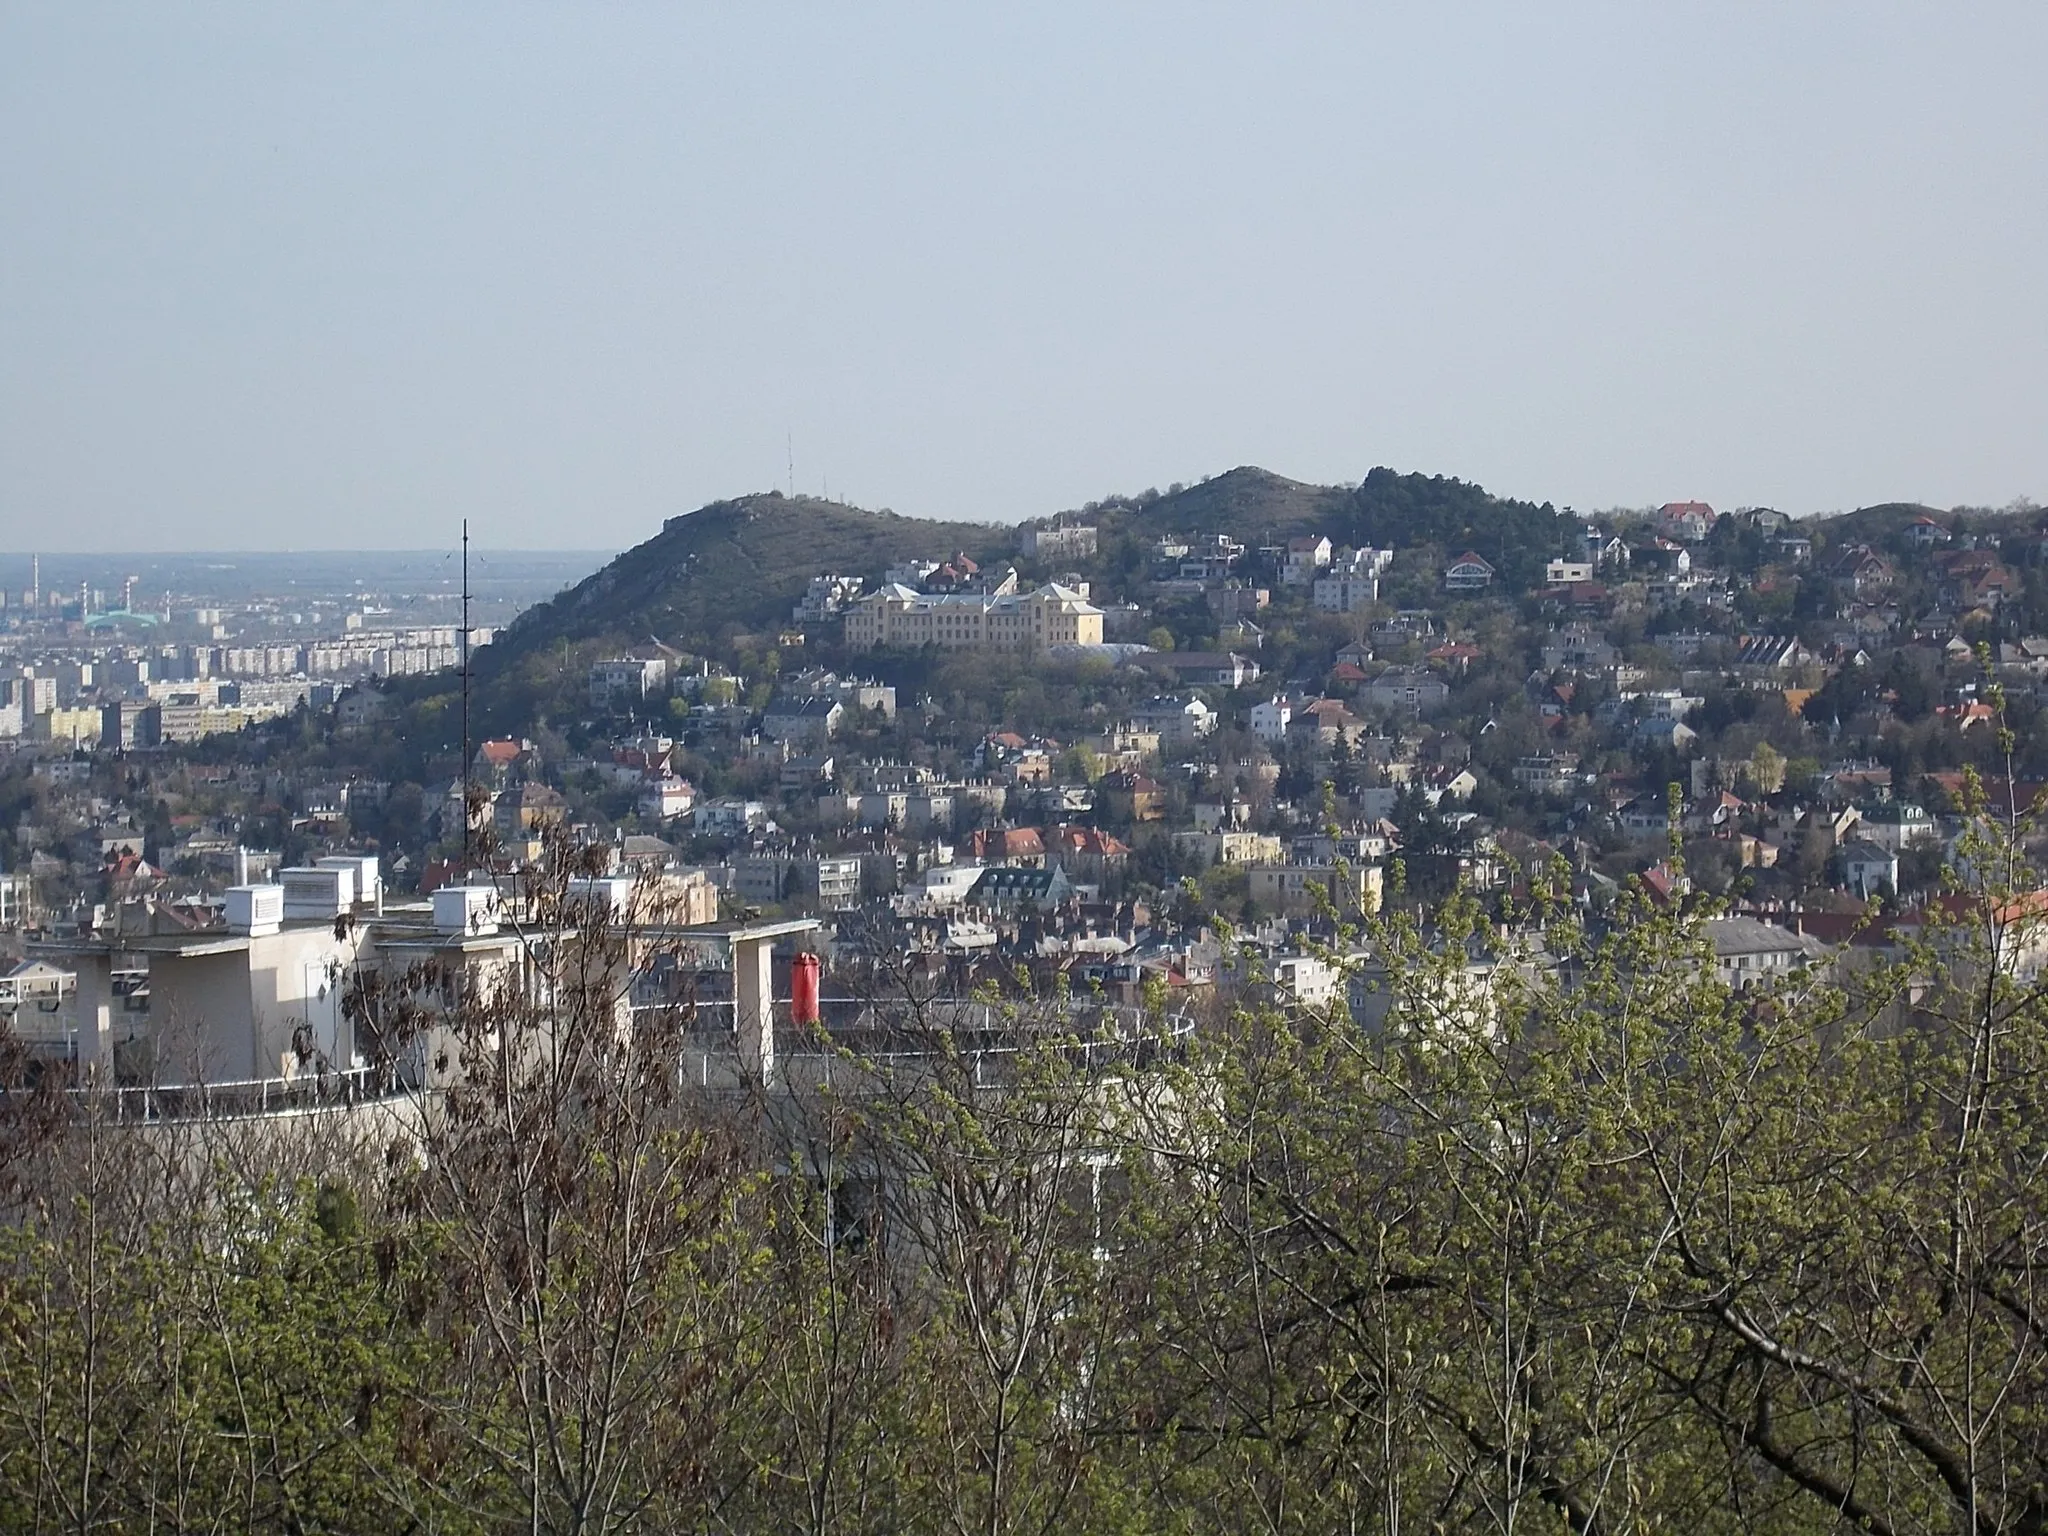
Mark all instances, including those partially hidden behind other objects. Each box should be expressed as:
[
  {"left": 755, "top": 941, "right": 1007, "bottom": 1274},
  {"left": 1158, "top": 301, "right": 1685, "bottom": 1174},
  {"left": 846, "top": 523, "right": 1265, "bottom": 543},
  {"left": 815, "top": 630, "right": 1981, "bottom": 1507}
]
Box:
[{"left": 460, "top": 519, "right": 472, "bottom": 870}]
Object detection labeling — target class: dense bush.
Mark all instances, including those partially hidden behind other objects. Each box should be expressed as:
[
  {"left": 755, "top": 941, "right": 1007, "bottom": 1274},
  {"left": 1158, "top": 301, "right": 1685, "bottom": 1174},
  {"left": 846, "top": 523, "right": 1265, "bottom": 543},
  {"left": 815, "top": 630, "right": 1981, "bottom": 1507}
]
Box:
[{"left": 4, "top": 830, "right": 2048, "bottom": 1532}]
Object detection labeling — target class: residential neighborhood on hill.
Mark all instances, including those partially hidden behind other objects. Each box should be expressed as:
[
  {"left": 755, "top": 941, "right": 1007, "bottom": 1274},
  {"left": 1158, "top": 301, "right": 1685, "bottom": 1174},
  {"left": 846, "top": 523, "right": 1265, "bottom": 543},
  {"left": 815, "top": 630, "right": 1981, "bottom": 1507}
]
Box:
[
  {"left": 6, "top": 468, "right": 2048, "bottom": 1056},
  {"left": 6, "top": 472, "right": 2048, "bottom": 1536},
  {"left": 14, "top": 10, "right": 2048, "bottom": 1525}
]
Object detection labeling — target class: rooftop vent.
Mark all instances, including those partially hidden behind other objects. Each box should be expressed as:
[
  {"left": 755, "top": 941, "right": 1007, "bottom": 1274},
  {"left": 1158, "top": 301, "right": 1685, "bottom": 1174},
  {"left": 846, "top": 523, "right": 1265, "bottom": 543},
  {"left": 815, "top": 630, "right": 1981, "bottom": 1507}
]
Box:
[
  {"left": 564, "top": 876, "right": 635, "bottom": 923},
  {"left": 434, "top": 885, "right": 499, "bottom": 937},
  {"left": 280, "top": 865, "right": 354, "bottom": 921},
  {"left": 316, "top": 854, "right": 381, "bottom": 911},
  {"left": 226, "top": 884, "right": 285, "bottom": 937}
]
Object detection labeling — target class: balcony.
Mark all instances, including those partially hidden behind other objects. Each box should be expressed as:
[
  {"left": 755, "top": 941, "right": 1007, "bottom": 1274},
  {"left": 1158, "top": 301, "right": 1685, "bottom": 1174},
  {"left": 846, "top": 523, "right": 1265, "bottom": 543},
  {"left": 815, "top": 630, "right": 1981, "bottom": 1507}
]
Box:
[{"left": 64, "top": 1065, "right": 393, "bottom": 1124}]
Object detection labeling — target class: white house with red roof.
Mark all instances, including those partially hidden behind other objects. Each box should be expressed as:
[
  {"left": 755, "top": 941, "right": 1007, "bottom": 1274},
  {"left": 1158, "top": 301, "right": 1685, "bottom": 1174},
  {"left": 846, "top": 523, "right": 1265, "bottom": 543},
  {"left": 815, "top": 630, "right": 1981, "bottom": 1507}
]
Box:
[
  {"left": 1443, "top": 551, "right": 1495, "bottom": 592},
  {"left": 1658, "top": 501, "right": 1719, "bottom": 542}
]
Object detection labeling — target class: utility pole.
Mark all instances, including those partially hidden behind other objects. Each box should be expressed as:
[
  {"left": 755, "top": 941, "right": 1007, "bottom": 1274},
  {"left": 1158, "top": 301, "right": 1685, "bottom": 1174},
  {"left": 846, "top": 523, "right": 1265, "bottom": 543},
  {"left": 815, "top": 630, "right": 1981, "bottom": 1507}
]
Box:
[{"left": 460, "top": 519, "right": 472, "bottom": 871}]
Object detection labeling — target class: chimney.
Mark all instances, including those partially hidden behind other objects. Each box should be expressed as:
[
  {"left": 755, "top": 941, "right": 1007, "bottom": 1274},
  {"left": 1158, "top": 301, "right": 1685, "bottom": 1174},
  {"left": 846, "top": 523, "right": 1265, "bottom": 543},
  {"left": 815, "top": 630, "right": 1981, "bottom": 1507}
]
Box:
[{"left": 234, "top": 845, "right": 249, "bottom": 885}]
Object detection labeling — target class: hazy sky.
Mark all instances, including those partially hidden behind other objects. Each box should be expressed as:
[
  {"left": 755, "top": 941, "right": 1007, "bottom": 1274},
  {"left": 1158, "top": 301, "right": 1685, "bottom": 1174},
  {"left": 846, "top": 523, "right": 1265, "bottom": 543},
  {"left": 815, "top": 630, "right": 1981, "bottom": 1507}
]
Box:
[{"left": 2, "top": 4, "right": 2043, "bottom": 553}]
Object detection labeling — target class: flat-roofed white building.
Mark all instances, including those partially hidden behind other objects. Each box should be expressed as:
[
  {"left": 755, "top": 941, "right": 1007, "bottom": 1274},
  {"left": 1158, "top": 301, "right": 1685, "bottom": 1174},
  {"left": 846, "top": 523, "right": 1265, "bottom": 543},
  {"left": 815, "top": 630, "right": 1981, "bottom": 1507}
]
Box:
[{"left": 1019, "top": 523, "right": 1097, "bottom": 560}]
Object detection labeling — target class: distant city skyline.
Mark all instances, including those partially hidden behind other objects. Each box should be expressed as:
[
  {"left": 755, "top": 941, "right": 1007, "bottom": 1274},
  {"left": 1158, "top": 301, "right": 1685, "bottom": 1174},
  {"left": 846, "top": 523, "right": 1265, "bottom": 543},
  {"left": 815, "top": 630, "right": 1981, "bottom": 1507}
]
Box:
[{"left": 3, "top": 4, "right": 2043, "bottom": 553}]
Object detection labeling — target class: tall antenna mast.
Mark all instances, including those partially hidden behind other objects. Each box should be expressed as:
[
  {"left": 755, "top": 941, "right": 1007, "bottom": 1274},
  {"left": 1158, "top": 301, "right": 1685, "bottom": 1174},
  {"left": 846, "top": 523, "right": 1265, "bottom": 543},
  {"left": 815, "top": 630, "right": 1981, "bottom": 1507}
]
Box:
[
  {"left": 787, "top": 432, "right": 794, "bottom": 498},
  {"left": 460, "top": 518, "right": 472, "bottom": 870}
]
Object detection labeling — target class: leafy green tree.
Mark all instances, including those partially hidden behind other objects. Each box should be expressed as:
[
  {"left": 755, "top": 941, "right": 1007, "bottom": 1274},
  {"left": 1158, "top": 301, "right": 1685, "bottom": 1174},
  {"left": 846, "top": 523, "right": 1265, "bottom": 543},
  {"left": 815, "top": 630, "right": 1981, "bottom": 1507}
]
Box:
[
  {"left": 10, "top": 800, "right": 2048, "bottom": 1532},
  {"left": 374, "top": 855, "right": 789, "bottom": 1532},
  {"left": 0, "top": 1115, "right": 429, "bottom": 1533}
]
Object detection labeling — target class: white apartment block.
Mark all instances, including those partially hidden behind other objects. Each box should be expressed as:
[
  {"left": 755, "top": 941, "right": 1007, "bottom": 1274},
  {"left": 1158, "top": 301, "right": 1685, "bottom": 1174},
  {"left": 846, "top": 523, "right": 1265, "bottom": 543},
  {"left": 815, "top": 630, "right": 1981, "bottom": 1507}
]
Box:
[
  {"left": 1309, "top": 547, "right": 1390, "bottom": 610},
  {"left": 590, "top": 656, "right": 669, "bottom": 705},
  {"left": 1248, "top": 861, "right": 1385, "bottom": 917},
  {"left": 1282, "top": 536, "right": 1334, "bottom": 586},
  {"left": 1249, "top": 698, "right": 1292, "bottom": 742},
  {"left": 1313, "top": 574, "right": 1379, "bottom": 613},
  {"left": 793, "top": 574, "right": 866, "bottom": 624},
  {"left": 1019, "top": 523, "right": 1098, "bottom": 560},
  {"left": 216, "top": 627, "right": 489, "bottom": 682},
  {"left": 844, "top": 583, "right": 1105, "bottom": 652},
  {"left": 220, "top": 645, "right": 308, "bottom": 677}
]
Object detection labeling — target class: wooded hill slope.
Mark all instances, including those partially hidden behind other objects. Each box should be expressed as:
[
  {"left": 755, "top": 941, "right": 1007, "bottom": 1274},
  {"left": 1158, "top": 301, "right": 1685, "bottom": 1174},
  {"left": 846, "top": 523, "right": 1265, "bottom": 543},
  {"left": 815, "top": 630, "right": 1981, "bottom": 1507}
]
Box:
[
  {"left": 489, "top": 464, "right": 1575, "bottom": 669},
  {"left": 489, "top": 493, "right": 1010, "bottom": 663}
]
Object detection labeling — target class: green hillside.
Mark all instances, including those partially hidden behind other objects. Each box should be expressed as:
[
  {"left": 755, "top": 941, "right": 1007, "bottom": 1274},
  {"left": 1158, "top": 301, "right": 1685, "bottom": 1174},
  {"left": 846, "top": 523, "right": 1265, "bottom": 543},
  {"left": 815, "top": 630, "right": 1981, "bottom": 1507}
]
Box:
[
  {"left": 489, "top": 492, "right": 1007, "bottom": 662},
  {"left": 1121, "top": 466, "right": 1355, "bottom": 539},
  {"left": 1825, "top": 501, "right": 1948, "bottom": 546},
  {"left": 1057, "top": 465, "right": 1572, "bottom": 590},
  {"left": 1344, "top": 466, "right": 1574, "bottom": 590},
  {"left": 409, "top": 464, "right": 1585, "bottom": 744},
  {"left": 488, "top": 465, "right": 1577, "bottom": 672}
]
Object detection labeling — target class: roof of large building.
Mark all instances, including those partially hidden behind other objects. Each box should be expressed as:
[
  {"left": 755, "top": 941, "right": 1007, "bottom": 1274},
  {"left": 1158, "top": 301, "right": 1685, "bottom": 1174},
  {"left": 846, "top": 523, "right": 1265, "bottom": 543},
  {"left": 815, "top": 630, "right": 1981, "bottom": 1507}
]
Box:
[
  {"left": 858, "top": 581, "right": 1102, "bottom": 616},
  {"left": 1703, "top": 916, "right": 1827, "bottom": 959},
  {"left": 764, "top": 695, "right": 843, "bottom": 719},
  {"left": 969, "top": 866, "right": 1071, "bottom": 902}
]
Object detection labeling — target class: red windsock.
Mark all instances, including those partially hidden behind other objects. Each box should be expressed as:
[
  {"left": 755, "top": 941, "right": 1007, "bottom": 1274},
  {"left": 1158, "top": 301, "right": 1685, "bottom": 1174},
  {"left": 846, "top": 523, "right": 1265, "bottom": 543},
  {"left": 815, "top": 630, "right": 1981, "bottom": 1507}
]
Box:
[{"left": 790, "top": 952, "right": 821, "bottom": 1025}]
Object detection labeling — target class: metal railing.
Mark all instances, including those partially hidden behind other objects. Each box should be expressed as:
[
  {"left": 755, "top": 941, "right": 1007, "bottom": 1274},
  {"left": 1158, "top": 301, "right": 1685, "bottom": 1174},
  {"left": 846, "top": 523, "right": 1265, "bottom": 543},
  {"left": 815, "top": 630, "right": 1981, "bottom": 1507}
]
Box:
[
  {"left": 645, "top": 995, "right": 1195, "bottom": 1091},
  {"left": 41, "top": 999, "right": 1193, "bottom": 1117},
  {"left": 69, "top": 1065, "right": 392, "bottom": 1124}
]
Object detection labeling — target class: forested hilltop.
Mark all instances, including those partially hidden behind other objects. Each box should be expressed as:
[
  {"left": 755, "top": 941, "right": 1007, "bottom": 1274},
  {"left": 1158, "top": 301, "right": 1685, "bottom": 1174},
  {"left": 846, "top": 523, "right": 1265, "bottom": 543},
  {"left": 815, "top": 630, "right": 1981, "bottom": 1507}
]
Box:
[
  {"left": 488, "top": 493, "right": 1013, "bottom": 664},
  {"left": 493, "top": 465, "right": 1573, "bottom": 663},
  {"left": 380, "top": 463, "right": 1575, "bottom": 748}
]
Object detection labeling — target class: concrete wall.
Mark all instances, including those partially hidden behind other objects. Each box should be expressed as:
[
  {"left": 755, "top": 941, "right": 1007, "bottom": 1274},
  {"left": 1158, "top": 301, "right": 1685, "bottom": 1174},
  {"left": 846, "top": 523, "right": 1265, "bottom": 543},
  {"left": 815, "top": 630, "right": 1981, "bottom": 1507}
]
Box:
[
  {"left": 146, "top": 924, "right": 372, "bottom": 1086},
  {"left": 146, "top": 950, "right": 252, "bottom": 1082}
]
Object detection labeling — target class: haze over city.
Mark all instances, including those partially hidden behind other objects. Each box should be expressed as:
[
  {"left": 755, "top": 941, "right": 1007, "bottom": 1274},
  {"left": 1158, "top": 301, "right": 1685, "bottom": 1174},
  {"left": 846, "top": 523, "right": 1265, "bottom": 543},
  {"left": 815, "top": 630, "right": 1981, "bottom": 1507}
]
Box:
[{"left": 3, "top": 3, "right": 2043, "bottom": 553}]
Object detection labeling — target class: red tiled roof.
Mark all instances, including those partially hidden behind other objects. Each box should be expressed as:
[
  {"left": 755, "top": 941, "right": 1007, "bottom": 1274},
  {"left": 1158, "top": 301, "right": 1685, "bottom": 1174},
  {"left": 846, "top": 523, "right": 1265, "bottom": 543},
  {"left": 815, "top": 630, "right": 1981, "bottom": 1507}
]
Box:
[
  {"left": 1922, "top": 772, "right": 2047, "bottom": 812},
  {"left": 969, "top": 826, "right": 1046, "bottom": 860},
  {"left": 1053, "top": 826, "right": 1131, "bottom": 858}
]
